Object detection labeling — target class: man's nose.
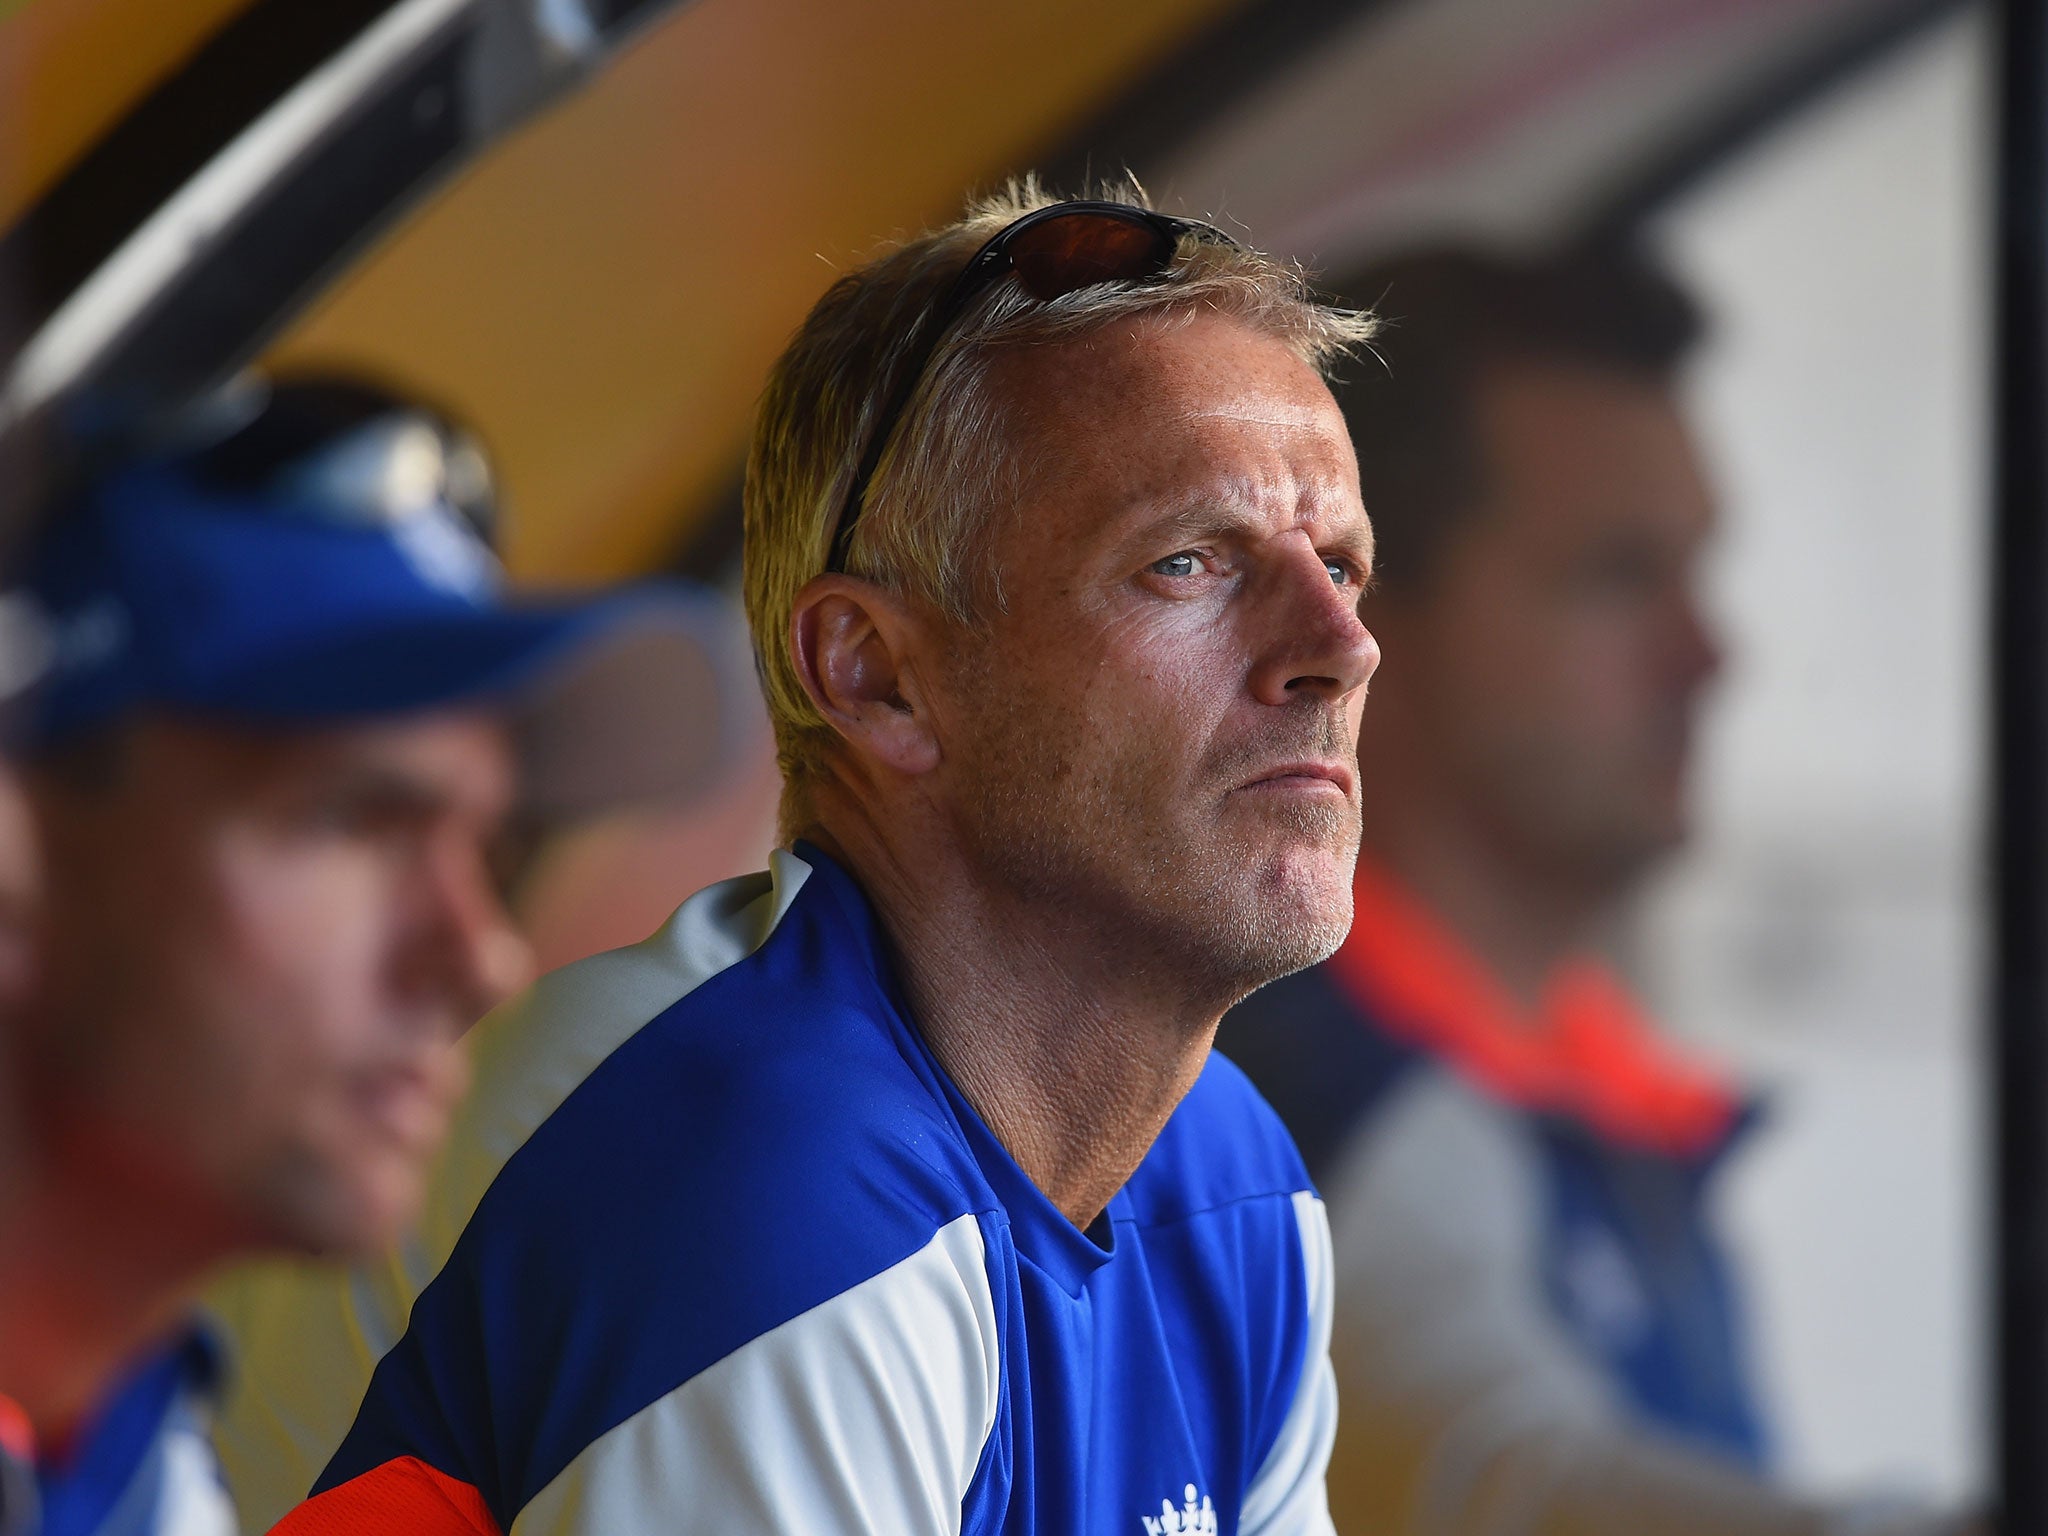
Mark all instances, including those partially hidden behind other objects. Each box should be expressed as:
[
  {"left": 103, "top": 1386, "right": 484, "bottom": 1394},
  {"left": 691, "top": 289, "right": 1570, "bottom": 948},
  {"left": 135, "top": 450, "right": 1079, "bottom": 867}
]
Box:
[
  {"left": 402, "top": 835, "right": 535, "bottom": 1031},
  {"left": 1670, "top": 590, "right": 1724, "bottom": 694},
  {"left": 1248, "top": 546, "right": 1382, "bottom": 708}
]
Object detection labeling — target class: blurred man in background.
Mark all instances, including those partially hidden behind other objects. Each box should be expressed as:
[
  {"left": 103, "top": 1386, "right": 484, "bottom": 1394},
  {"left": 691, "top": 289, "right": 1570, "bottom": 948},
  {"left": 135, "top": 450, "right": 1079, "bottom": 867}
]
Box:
[
  {"left": 0, "top": 375, "right": 734, "bottom": 1536},
  {"left": 1219, "top": 247, "right": 1968, "bottom": 1536},
  {"left": 202, "top": 378, "right": 752, "bottom": 1524}
]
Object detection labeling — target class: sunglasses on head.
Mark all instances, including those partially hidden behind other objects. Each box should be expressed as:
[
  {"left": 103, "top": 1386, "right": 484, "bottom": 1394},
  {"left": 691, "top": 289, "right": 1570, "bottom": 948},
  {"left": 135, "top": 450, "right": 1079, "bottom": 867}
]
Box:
[{"left": 824, "top": 200, "right": 1241, "bottom": 573}]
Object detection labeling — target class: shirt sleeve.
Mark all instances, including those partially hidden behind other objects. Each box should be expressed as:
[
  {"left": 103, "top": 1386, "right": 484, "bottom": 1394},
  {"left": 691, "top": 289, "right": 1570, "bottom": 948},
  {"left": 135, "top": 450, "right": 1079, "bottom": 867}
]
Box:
[
  {"left": 276, "top": 1215, "right": 1002, "bottom": 1536},
  {"left": 268, "top": 1456, "right": 501, "bottom": 1536},
  {"left": 1239, "top": 1190, "right": 1340, "bottom": 1536},
  {"left": 1319, "top": 1075, "right": 1839, "bottom": 1536},
  {"left": 509, "top": 1214, "right": 1002, "bottom": 1535}
]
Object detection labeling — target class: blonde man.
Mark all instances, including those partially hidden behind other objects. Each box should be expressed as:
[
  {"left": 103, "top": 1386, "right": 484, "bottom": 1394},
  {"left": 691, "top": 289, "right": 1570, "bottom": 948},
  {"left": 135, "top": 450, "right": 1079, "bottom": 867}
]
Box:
[{"left": 261, "top": 183, "right": 1378, "bottom": 1536}]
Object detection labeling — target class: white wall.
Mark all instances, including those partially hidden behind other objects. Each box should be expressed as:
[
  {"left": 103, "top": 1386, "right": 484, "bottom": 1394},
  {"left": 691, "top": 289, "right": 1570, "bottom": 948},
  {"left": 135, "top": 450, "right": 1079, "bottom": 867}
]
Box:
[{"left": 1641, "top": 7, "right": 1989, "bottom": 1502}]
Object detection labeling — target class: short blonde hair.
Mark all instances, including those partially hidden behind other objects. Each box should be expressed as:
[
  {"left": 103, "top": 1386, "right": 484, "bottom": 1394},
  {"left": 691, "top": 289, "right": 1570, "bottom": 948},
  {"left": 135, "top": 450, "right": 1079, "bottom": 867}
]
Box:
[{"left": 743, "top": 178, "right": 1376, "bottom": 827}]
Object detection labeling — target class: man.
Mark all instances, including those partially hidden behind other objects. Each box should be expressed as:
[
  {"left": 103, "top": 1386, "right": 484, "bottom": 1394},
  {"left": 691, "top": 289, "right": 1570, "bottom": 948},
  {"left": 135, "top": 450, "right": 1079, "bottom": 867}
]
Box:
[
  {"left": 259, "top": 183, "right": 1377, "bottom": 1535},
  {"left": 0, "top": 375, "right": 734, "bottom": 1534},
  {"left": 1217, "top": 247, "right": 1963, "bottom": 1535}
]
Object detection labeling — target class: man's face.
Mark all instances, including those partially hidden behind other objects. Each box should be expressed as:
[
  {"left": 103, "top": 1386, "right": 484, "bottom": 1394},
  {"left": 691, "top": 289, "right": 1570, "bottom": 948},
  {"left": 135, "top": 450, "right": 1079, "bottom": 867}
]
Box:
[
  {"left": 25, "top": 711, "right": 526, "bottom": 1258},
  {"left": 1381, "top": 358, "right": 1722, "bottom": 891},
  {"left": 928, "top": 309, "right": 1379, "bottom": 1002}
]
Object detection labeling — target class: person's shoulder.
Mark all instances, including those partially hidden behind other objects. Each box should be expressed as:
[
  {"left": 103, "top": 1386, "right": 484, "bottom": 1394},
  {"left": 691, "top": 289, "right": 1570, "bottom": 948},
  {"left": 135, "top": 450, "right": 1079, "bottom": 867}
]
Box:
[
  {"left": 397, "top": 845, "right": 994, "bottom": 1397},
  {"left": 469, "top": 847, "right": 840, "bottom": 1100},
  {"left": 474, "top": 1000, "right": 974, "bottom": 1247},
  {"left": 319, "top": 855, "right": 1003, "bottom": 1524},
  {"left": 454, "top": 848, "right": 970, "bottom": 1196},
  {"left": 1317, "top": 1060, "right": 1548, "bottom": 1276}
]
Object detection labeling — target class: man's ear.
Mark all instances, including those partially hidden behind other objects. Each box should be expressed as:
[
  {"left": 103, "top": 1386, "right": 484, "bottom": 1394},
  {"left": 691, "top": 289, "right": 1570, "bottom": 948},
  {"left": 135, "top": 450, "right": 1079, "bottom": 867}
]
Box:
[{"left": 788, "top": 574, "right": 943, "bottom": 777}]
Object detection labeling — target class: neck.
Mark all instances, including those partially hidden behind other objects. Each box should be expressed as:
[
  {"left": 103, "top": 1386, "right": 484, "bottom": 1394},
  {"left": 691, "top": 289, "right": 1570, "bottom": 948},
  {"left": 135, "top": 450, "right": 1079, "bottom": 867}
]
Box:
[
  {"left": 1360, "top": 738, "right": 1612, "bottom": 1016},
  {"left": 805, "top": 814, "right": 1219, "bottom": 1232},
  {"left": 0, "top": 1106, "right": 225, "bottom": 1438}
]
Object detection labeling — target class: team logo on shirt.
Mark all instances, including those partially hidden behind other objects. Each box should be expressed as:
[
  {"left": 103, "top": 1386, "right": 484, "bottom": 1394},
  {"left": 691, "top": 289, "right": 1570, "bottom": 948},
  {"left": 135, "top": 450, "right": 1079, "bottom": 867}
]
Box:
[
  {"left": 1558, "top": 1223, "right": 1652, "bottom": 1355},
  {"left": 1140, "top": 1483, "right": 1217, "bottom": 1535}
]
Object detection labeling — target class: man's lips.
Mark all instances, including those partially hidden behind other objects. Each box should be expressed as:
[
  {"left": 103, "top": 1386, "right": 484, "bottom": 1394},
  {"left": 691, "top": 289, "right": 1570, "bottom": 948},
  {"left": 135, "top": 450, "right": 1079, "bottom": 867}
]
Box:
[{"left": 1236, "top": 760, "right": 1356, "bottom": 798}]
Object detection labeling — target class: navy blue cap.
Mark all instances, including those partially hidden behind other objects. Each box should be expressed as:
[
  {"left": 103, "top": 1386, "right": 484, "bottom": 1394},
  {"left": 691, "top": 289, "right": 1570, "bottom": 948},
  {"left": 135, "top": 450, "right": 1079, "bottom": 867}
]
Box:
[{"left": 16, "top": 457, "right": 743, "bottom": 817}]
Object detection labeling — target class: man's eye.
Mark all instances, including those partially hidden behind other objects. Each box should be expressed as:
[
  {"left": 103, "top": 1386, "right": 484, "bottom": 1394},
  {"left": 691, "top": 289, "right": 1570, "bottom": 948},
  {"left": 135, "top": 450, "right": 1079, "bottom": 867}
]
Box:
[
  {"left": 1324, "top": 559, "right": 1350, "bottom": 586},
  {"left": 1152, "top": 552, "right": 1203, "bottom": 578}
]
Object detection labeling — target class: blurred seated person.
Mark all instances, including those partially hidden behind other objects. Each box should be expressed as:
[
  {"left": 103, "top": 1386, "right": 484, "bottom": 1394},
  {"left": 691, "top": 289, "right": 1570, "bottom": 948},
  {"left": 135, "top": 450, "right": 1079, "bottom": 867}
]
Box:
[
  {"left": 201, "top": 380, "right": 757, "bottom": 1525},
  {"left": 0, "top": 375, "right": 734, "bottom": 1535},
  {"left": 1217, "top": 247, "right": 1968, "bottom": 1536}
]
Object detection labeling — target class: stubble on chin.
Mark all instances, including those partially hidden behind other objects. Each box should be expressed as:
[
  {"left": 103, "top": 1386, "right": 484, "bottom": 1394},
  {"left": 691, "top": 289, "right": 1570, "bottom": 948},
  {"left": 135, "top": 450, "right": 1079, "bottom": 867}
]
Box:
[
  {"left": 1188, "top": 707, "right": 1363, "bottom": 991},
  {"left": 1192, "top": 794, "right": 1360, "bottom": 999},
  {"left": 952, "top": 686, "right": 1361, "bottom": 1004}
]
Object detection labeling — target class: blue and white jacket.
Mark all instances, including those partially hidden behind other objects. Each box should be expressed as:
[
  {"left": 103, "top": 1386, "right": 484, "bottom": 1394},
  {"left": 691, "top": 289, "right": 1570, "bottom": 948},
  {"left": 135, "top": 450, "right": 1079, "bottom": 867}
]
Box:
[{"left": 1217, "top": 857, "right": 1789, "bottom": 1534}]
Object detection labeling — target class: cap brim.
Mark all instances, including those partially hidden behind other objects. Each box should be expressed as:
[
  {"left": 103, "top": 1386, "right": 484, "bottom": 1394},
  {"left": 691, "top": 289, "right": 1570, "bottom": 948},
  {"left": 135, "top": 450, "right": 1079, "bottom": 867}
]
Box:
[
  {"left": 183, "top": 584, "right": 747, "bottom": 818},
  {"left": 504, "top": 592, "right": 750, "bottom": 819}
]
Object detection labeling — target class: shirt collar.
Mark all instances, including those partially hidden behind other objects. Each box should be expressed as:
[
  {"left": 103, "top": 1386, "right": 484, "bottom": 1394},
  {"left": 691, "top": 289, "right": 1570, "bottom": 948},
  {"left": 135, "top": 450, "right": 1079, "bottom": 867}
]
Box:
[
  {"left": 0, "top": 1395, "right": 32, "bottom": 1536},
  {"left": 0, "top": 1399, "right": 29, "bottom": 1467},
  {"left": 789, "top": 840, "right": 1121, "bottom": 1294},
  {"left": 34, "top": 1327, "right": 220, "bottom": 1536},
  {"left": 1326, "top": 855, "right": 1743, "bottom": 1158}
]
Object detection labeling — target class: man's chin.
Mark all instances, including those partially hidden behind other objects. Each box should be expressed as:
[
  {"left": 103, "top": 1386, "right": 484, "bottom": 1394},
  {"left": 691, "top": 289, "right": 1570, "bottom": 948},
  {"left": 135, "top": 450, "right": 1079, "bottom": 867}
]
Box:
[
  {"left": 1262, "top": 882, "right": 1354, "bottom": 974},
  {"left": 1208, "top": 836, "right": 1357, "bottom": 992},
  {"left": 1259, "top": 816, "right": 1358, "bottom": 892},
  {"left": 1592, "top": 801, "right": 1690, "bottom": 892},
  {"left": 256, "top": 1153, "right": 428, "bottom": 1261}
]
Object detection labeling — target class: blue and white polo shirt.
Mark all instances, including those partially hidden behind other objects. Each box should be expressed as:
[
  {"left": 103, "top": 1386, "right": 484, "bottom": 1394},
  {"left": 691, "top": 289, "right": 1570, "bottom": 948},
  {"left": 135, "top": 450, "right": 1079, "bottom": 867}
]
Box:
[{"left": 224, "top": 844, "right": 1337, "bottom": 1535}]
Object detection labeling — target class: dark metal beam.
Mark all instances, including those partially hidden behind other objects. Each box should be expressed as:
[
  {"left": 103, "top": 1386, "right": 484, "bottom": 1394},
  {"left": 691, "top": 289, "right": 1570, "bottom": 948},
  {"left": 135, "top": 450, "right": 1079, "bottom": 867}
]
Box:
[
  {"left": 0, "top": 0, "right": 699, "bottom": 530},
  {"left": 1993, "top": 0, "right": 2048, "bottom": 1522},
  {"left": 0, "top": 0, "right": 403, "bottom": 332}
]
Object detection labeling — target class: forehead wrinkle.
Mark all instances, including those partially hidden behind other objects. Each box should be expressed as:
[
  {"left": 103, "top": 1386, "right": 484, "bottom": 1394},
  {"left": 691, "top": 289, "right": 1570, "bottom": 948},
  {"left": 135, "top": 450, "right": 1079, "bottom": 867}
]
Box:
[
  {"left": 1174, "top": 404, "right": 1332, "bottom": 431},
  {"left": 1141, "top": 465, "right": 1368, "bottom": 552}
]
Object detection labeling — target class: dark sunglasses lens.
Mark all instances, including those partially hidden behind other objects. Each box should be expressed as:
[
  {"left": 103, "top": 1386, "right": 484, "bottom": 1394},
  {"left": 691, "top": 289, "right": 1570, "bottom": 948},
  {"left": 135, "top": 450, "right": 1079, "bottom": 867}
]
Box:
[{"left": 1007, "top": 214, "right": 1176, "bottom": 301}]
